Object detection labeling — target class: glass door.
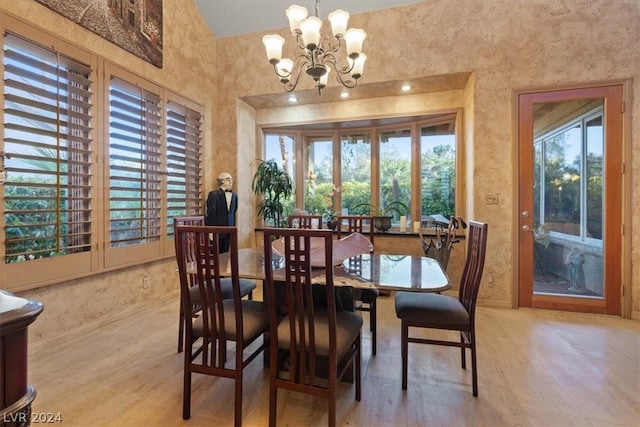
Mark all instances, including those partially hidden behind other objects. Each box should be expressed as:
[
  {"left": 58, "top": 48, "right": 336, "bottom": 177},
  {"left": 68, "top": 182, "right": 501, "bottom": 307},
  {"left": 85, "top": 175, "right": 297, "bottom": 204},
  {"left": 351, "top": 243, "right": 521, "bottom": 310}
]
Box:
[{"left": 518, "top": 86, "right": 623, "bottom": 314}]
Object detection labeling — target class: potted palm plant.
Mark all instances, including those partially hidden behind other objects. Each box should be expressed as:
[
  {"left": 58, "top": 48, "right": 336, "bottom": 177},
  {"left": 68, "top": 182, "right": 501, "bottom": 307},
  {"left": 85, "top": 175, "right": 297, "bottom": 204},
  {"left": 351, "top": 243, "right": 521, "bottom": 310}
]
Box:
[
  {"left": 251, "top": 159, "right": 294, "bottom": 227},
  {"left": 353, "top": 200, "right": 409, "bottom": 232}
]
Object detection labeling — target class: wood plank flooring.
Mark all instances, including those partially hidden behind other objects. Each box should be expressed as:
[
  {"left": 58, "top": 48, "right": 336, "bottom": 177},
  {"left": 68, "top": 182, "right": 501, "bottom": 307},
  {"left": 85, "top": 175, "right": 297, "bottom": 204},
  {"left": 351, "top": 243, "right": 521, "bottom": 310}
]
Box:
[{"left": 27, "top": 290, "right": 639, "bottom": 426}]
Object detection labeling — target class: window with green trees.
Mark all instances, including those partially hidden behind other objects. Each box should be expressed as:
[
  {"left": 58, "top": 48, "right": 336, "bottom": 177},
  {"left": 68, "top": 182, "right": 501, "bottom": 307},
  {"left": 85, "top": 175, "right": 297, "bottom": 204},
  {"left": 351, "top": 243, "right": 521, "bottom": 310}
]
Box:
[
  {"left": 303, "top": 135, "right": 333, "bottom": 216},
  {"left": 2, "top": 21, "right": 203, "bottom": 290},
  {"left": 3, "top": 32, "right": 92, "bottom": 263},
  {"left": 380, "top": 128, "right": 412, "bottom": 221},
  {"left": 340, "top": 133, "right": 371, "bottom": 215},
  {"left": 108, "top": 76, "right": 162, "bottom": 248},
  {"left": 534, "top": 106, "right": 603, "bottom": 240},
  {"left": 421, "top": 122, "right": 456, "bottom": 219},
  {"left": 262, "top": 113, "right": 458, "bottom": 227}
]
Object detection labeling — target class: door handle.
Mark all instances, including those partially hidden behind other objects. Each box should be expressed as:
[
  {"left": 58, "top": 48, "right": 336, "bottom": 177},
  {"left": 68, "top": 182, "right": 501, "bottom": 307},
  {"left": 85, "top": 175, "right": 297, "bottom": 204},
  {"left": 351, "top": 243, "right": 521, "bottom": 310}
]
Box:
[{"left": 522, "top": 225, "right": 534, "bottom": 232}]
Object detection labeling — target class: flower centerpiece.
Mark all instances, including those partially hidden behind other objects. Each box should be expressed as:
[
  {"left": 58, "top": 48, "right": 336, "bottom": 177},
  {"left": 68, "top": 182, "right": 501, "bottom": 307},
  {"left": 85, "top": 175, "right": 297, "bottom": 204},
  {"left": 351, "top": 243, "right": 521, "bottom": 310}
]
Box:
[
  {"left": 304, "top": 171, "right": 341, "bottom": 229},
  {"left": 324, "top": 184, "right": 341, "bottom": 230}
]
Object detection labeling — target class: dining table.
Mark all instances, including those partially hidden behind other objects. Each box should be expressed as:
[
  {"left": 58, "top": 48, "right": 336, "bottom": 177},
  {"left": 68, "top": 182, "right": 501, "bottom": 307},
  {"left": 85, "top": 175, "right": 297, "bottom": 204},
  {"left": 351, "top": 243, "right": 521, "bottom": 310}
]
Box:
[
  {"left": 219, "top": 247, "right": 451, "bottom": 293},
  {"left": 212, "top": 245, "right": 451, "bottom": 379}
]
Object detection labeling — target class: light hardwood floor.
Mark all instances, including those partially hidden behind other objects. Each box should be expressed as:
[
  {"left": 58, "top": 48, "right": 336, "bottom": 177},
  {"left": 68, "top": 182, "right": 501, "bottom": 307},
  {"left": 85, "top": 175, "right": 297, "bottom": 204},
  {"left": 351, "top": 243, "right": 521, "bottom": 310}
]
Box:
[{"left": 28, "top": 290, "right": 639, "bottom": 427}]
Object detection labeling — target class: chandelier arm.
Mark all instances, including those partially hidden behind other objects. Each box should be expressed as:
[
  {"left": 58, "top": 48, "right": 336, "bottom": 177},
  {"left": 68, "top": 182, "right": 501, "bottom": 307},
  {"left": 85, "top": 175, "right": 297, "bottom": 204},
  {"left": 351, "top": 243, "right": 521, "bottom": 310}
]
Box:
[
  {"left": 271, "top": 62, "right": 290, "bottom": 80},
  {"left": 275, "top": 53, "right": 312, "bottom": 77},
  {"left": 318, "top": 34, "right": 342, "bottom": 55},
  {"left": 322, "top": 54, "right": 357, "bottom": 88},
  {"left": 323, "top": 53, "right": 355, "bottom": 76},
  {"left": 282, "top": 58, "right": 308, "bottom": 92},
  {"left": 322, "top": 59, "right": 357, "bottom": 88},
  {"left": 334, "top": 71, "right": 358, "bottom": 88},
  {"left": 294, "top": 34, "right": 307, "bottom": 52}
]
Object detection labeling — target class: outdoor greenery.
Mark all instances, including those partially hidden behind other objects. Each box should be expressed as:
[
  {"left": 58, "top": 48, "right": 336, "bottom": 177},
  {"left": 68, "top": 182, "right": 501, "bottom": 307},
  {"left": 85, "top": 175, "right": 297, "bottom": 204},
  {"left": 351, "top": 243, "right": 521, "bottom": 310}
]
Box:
[
  {"left": 3, "top": 146, "right": 76, "bottom": 262},
  {"left": 352, "top": 200, "right": 409, "bottom": 218},
  {"left": 302, "top": 140, "right": 455, "bottom": 222},
  {"left": 4, "top": 176, "right": 68, "bottom": 262},
  {"left": 421, "top": 145, "right": 455, "bottom": 218},
  {"left": 534, "top": 126, "right": 603, "bottom": 239},
  {"left": 305, "top": 181, "right": 372, "bottom": 221}
]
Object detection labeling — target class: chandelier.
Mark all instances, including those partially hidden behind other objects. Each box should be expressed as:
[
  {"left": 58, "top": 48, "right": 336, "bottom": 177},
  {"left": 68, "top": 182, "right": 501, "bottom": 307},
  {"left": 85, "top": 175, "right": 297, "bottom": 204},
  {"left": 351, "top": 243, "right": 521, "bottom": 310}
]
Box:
[{"left": 262, "top": 0, "right": 367, "bottom": 95}]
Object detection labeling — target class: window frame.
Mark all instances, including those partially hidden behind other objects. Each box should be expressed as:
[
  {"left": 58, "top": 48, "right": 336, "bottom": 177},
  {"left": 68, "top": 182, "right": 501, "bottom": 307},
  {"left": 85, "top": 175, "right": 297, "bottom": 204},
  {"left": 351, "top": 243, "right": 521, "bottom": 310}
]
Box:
[
  {"left": 2, "top": 20, "right": 99, "bottom": 289},
  {"left": 105, "top": 64, "right": 164, "bottom": 267},
  {"left": 534, "top": 105, "right": 604, "bottom": 246},
  {"left": 3, "top": 32, "right": 95, "bottom": 258},
  {"left": 164, "top": 92, "right": 204, "bottom": 255},
  {"left": 1, "top": 16, "right": 203, "bottom": 291},
  {"left": 261, "top": 112, "right": 461, "bottom": 228}
]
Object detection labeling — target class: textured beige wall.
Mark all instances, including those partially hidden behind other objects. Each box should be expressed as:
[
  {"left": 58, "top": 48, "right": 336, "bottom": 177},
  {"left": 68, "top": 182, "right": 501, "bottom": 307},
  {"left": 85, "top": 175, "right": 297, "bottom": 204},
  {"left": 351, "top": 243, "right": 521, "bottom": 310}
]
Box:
[
  {"left": 1, "top": 0, "right": 219, "bottom": 341},
  {"left": 2, "top": 0, "right": 639, "bottom": 346},
  {"left": 216, "top": 0, "right": 640, "bottom": 316}
]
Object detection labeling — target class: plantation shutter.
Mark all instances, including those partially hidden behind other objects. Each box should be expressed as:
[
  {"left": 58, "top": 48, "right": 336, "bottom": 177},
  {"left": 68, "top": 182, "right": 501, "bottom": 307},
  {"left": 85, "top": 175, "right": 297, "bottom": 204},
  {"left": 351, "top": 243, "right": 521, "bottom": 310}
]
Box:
[
  {"left": 165, "top": 98, "right": 203, "bottom": 238},
  {"left": 3, "top": 32, "right": 93, "bottom": 263},
  {"left": 108, "top": 76, "right": 162, "bottom": 248}
]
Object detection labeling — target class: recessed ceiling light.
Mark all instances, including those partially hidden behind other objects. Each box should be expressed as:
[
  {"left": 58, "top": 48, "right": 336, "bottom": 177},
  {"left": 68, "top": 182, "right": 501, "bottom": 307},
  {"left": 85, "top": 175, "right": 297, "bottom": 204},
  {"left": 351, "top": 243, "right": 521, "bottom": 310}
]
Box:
[
  {"left": 401, "top": 84, "right": 412, "bottom": 92},
  {"left": 288, "top": 95, "right": 298, "bottom": 103},
  {"left": 340, "top": 92, "right": 350, "bottom": 98}
]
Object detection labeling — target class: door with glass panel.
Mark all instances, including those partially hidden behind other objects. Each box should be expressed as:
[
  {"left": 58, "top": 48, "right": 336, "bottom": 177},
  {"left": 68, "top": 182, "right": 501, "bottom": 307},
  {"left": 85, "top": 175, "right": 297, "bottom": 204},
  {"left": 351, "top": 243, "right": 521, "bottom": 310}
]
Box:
[{"left": 518, "top": 86, "right": 623, "bottom": 314}]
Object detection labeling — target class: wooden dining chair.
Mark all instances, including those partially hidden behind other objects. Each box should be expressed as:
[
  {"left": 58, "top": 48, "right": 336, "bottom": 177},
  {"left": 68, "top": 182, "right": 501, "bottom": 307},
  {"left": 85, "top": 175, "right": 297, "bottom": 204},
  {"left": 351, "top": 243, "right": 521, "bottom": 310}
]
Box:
[
  {"left": 287, "top": 214, "right": 323, "bottom": 229},
  {"left": 394, "top": 220, "right": 488, "bottom": 396},
  {"left": 175, "top": 225, "right": 269, "bottom": 426},
  {"left": 263, "top": 227, "right": 362, "bottom": 427},
  {"left": 173, "top": 216, "right": 205, "bottom": 353},
  {"left": 336, "top": 215, "right": 378, "bottom": 356},
  {"left": 173, "top": 216, "right": 256, "bottom": 353}
]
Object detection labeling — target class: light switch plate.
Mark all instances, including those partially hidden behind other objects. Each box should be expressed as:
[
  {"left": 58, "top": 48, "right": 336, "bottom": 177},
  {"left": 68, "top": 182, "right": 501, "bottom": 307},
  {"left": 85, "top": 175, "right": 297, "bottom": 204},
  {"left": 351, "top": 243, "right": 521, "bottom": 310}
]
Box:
[{"left": 485, "top": 193, "right": 499, "bottom": 205}]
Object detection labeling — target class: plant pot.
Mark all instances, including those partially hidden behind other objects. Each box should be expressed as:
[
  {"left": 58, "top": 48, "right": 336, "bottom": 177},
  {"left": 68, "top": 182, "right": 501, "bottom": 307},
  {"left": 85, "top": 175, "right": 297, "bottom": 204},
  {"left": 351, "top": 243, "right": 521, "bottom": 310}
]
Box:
[
  {"left": 327, "top": 220, "right": 339, "bottom": 230},
  {"left": 373, "top": 216, "right": 393, "bottom": 232}
]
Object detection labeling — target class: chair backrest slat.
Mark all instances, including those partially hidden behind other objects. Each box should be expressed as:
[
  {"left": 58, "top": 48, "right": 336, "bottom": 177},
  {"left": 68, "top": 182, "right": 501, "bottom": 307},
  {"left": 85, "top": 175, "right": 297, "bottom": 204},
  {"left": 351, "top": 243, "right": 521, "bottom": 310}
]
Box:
[
  {"left": 458, "top": 220, "right": 488, "bottom": 321},
  {"left": 336, "top": 215, "right": 374, "bottom": 246},
  {"left": 287, "top": 214, "right": 323, "bottom": 229},
  {"left": 173, "top": 216, "right": 205, "bottom": 280}
]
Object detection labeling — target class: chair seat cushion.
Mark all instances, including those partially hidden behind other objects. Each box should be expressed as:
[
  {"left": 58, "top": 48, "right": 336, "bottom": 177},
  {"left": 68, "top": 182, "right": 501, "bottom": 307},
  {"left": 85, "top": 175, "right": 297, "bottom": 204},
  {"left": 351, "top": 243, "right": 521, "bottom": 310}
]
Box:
[
  {"left": 193, "top": 300, "right": 269, "bottom": 343},
  {"left": 395, "top": 291, "right": 469, "bottom": 330},
  {"left": 276, "top": 310, "right": 363, "bottom": 358},
  {"left": 189, "top": 278, "right": 256, "bottom": 303},
  {"left": 358, "top": 288, "right": 379, "bottom": 302}
]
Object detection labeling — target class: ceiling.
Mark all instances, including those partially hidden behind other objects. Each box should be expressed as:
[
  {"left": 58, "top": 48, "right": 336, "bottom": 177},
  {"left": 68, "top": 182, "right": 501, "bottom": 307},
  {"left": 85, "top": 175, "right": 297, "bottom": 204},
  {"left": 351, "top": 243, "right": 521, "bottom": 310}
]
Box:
[{"left": 193, "top": 0, "right": 424, "bottom": 39}]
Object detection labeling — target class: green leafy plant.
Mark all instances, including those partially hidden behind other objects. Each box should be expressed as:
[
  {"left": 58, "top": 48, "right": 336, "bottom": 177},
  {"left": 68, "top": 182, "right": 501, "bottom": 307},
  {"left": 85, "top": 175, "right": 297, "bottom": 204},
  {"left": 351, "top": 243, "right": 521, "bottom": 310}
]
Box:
[
  {"left": 352, "top": 200, "right": 409, "bottom": 217},
  {"left": 324, "top": 209, "right": 338, "bottom": 222},
  {"left": 352, "top": 200, "right": 409, "bottom": 232},
  {"left": 251, "top": 159, "right": 294, "bottom": 227}
]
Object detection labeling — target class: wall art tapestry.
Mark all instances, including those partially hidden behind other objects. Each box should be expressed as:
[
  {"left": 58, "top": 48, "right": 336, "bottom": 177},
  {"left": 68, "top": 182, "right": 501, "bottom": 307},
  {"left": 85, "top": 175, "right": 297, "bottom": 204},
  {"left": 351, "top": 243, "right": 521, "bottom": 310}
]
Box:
[{"left": 35, "top": 0, "right": 163, "bottom": 68}]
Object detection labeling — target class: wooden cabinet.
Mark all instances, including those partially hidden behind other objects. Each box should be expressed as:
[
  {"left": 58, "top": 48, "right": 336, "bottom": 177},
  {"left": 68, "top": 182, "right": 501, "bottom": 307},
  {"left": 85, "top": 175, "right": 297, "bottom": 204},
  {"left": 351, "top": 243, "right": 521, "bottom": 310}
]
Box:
[{"left": 1, "top": 290, "right": 43, "bottom": 427}]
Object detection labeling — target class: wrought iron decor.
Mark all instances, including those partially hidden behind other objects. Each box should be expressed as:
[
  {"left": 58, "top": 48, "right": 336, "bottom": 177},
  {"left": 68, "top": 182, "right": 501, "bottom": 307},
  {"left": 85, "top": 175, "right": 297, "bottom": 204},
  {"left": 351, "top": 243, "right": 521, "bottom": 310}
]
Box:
[{"left": 35, "top": 0, "right": 163, "bottom": 68}]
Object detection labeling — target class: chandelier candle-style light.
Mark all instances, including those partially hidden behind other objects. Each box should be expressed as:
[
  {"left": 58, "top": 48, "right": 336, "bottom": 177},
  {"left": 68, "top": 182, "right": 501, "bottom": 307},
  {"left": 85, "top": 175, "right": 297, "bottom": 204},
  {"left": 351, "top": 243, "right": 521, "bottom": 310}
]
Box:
[{"left": 262, "top": 0, "right": 367, "bottom": 95}]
